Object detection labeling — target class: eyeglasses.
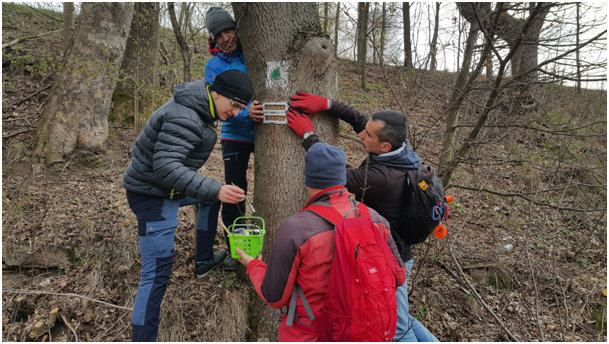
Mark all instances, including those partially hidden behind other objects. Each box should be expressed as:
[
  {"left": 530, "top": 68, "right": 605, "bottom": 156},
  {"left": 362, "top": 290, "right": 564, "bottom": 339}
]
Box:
[{"left": 230, "top": 99, "right": 245, "bottom": 110}]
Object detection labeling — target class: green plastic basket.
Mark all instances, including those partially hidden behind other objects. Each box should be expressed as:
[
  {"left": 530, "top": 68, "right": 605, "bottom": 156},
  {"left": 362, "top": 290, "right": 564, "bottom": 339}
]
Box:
[{"left": 228, "top": 216, "right": 266, "bottom": 259}]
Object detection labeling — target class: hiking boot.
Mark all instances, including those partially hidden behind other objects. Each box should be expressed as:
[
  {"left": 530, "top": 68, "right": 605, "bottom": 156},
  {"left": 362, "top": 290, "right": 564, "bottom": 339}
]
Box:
[
  {"left": 222, "top": 256, "right": 240, "bottom": 271},
  {"left": 195, "top": 249, "right": 227, "bottom": 278}
]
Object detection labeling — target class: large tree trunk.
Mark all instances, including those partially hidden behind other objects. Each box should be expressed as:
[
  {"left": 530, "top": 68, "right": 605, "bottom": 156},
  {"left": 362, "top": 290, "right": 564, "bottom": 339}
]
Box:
[
  {"left": 115, "top": 2, "right": 160, "bottom": 131},
  {"left": 232, "top": 2, "right": 338, "bottom": 340},
  {"left": 33, "top": 2, "right": 133, "bottom": 165}
]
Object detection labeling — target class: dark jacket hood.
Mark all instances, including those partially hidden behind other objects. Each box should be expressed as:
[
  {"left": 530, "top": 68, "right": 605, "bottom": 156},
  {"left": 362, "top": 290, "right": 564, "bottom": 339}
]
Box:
[
  {"left": 173, "top": 80, "right": 214, "bottom": 123},
  {"left": 369, "top": 139, "right": 420, "bottom": 169}
]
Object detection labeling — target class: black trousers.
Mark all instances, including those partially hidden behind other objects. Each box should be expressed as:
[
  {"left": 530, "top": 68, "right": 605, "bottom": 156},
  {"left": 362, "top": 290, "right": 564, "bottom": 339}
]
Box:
[{"left": 221, "top": 140, "right": 254, "bottom": 249}]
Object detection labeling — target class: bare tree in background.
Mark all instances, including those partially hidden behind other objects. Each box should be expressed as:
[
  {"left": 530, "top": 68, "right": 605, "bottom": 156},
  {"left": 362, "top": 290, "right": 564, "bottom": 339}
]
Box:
[
  {"left": 439, "top": 2, "right": 605, "bottom": 185},
  {"left": 380, "top": 2, "right": 387, "bottom": 65},
  {"left": 33, "top": 2, "right": 133, "bottom": 165},
  {"left": 334, "top": 3, "right": 340, "bottom": 58},
  {"left": 402, "top": 2, "right": 412, "bottom": 69},
  {"left": 429, "top": 2, "right": 440, "bottom": 71},
  {"left": 168, "top": 2, "right": 190, "bottom": 82},
  {"left": 357, "top": 2, "right": 369, "bottom": 90}
]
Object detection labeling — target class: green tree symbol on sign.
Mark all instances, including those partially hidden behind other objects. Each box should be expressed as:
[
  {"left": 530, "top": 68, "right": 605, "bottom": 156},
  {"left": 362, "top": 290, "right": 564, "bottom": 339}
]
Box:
[{"left": 271, "top": 68, "right": 281, "bottom": 80}]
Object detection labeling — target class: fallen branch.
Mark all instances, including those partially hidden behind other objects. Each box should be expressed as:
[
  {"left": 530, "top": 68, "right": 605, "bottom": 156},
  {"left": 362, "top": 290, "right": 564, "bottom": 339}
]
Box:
[
  {"left": 2, "top": 29, "right": 62, "bottom": 49},
  {"left": 58, "top": 311, "right": 79, "bottom": 342},
  {"left": 447, "top": 184, "right": 606, "bottom": 212},
  {"left": 2, "top": 288, "right": 132, "bottom": 311},
  {"left": 2, "top": 128, "right": 35, "bottom": 140},
  {"left": 11, "top": 83, "right": 53, "bottom": 107},
  {"left": 448, "top": 245, "right": 520, "bottom": 341}
]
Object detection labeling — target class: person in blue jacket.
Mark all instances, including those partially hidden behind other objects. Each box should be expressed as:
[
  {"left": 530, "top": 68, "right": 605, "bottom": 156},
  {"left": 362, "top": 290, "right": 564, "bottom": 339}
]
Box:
[{"left": 203, "top": 6, "right": 264, "bottom": 271}]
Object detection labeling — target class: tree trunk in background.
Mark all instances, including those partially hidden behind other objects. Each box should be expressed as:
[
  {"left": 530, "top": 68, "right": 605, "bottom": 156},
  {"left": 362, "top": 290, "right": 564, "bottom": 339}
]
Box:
[
  {"left": 380, "top": 2, "right": 386, "bottom": 65},
  {"left": 62, "top": 2, "right": 74, "bottom": 56},
  {"left": 402, "top": 2, "right": 412, "bottom": 69},
  {"left": 429, "top": 2, "right": 440, "bottom": 71},
  {"left": 439, "top": 20, "right": 479, "bottom": 180},
  {"left": 357, "top": 2, "right": 369, "bottom": 90},
  {"left": 576, "top": 2, "right": 581, "bottom": 94},
  {"left": 116, "top": 2, "right": 160, "bottom": 131},
  {"left": 33, "top": 2, "right": 133, "bottom": 165},
  {"left": 323, "top": 2, "right": 329, "bottom": 34},
  {"left": 334, "top": 3, "right": 340, "bottom": 57},
  {"left": 484, "top": 34, "right": 494, "bottom": 78},
  {"left": 495, "top": 2, "right": 550, "bottom": 99},
  {"left": 168, "top": 2, "right": 190, "bottom": 82},
  {"left": 232, "top": 2, "right": 338, "bottom": 340}
]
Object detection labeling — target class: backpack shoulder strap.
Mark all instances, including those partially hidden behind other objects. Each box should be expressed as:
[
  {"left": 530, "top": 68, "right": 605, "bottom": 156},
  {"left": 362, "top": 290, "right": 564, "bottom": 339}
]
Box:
[
  {"left": 304, "top": 193, "right": 371, "bottom": 224},
  {"left": 286, "top": 284, "right": 316, "bottom": 326}
]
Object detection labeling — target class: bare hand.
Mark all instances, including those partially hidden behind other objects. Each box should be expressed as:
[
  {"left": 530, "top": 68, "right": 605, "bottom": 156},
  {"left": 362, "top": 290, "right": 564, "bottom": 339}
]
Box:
[
  {"left": 248, "top": 100, "right": 264, "bottom": 123},
  {"left": 235, "top": 248, "right": 262, "bottom": 267},
  {"left": 217, "top": 184, "right": 245, "bottom": 204}
]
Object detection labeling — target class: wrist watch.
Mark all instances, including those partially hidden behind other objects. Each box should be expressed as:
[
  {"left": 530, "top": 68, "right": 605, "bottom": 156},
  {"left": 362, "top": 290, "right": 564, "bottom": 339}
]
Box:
[{"left": 303, "top": 131, "right": 315, "bottom": 140}]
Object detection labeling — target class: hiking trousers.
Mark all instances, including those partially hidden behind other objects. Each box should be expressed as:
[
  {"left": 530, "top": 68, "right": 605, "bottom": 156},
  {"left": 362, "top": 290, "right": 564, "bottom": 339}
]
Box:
[
  {"left": 394, "top": 259, "right": 439, "bottom": 342},
  {"left": 220, "top": 140, "right": 254, "bottom": 248},
  {"left": 126, "top": 191, "right": 220, "bottom": 341}
]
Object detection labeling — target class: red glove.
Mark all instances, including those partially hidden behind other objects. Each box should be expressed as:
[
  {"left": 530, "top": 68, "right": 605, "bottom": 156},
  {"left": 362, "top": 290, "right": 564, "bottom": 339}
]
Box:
[
  {"left": 286, "top": 109, "right": 314, "bottom": 137},
  {"left": 288, "top": 92, "right": 329, "bottom": 114}
]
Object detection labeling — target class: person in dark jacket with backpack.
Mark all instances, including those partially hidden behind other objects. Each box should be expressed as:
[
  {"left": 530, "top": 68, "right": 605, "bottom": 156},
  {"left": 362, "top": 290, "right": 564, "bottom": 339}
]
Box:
[
  {"left": 123, "top": 69, "right": 253, "bottom": 342},
  {"left": 203, "top": 6, "right": 264, "bottom": 271},
  {"left": 235, "top": 143, "right": 406, "bottom": 341},
  {"left": 286, "top": 93, "right": 439, "bottom": 342}
]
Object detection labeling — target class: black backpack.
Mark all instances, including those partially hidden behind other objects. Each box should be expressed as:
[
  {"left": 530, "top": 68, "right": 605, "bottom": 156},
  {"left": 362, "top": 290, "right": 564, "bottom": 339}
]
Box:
[{"left": 395, "top": 163, "right": 446, "bottom": 245}]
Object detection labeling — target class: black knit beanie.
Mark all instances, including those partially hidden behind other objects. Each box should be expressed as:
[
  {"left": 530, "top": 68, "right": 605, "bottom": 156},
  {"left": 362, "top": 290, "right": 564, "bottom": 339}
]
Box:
[
  {"left": 210, "top": 69, "right": 253, "bottom": 106},
  {"left": 205, "top": 6, "right": 236, "bottom": 41}
]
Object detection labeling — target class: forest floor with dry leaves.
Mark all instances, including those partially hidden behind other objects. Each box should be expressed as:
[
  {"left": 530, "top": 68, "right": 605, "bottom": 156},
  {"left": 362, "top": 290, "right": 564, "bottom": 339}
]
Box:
[{"left": 2, "top": 3, "right": 607, "bottom": 342}]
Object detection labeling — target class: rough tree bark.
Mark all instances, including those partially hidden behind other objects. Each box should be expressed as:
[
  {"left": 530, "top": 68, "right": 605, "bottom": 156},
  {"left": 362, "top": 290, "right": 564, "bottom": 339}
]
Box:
[
  {"left": 115, "top": 2, "right": 160, "bottom": 130},
  {"left": 33, "top": 2, "right": 133, "bottom": 165},
  {"left": 232, "top": 2, "right": 338, "bottom": 340},
  {"left": 62, "top": 2, "right": 74, "bottom": 56}
]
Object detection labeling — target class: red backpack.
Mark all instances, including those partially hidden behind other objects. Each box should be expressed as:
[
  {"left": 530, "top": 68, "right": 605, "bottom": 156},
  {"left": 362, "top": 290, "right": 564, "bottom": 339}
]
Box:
[{"left": 287, "top": 193, "right": 401, "bottom": 342}]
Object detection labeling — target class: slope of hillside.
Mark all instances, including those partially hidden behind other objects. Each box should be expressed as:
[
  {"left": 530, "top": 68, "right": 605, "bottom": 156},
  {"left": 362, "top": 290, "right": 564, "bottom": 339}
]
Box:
[{"left": 2, "top": 4, "right": 606, "bottom": 341}]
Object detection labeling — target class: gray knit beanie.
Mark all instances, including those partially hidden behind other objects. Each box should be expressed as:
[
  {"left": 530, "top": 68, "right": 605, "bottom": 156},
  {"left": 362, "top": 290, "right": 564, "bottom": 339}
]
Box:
[
  {"left": 205, "top": 6, "right": 236, "bottom": 41},
  {"left": 305, "top": 143, "right": 347, "bottom": 189}
]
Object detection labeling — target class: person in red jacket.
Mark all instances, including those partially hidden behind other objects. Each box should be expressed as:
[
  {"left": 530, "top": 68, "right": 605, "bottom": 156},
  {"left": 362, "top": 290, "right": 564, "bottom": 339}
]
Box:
[{"left": 235, "top": 142, "right": 406, "bottom": 341}]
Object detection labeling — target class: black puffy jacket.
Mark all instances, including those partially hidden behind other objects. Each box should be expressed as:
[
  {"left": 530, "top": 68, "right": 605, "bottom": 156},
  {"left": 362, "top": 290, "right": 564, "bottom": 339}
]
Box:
[{"left": 122, "top": 80, "right": 222, "bottom": 202}]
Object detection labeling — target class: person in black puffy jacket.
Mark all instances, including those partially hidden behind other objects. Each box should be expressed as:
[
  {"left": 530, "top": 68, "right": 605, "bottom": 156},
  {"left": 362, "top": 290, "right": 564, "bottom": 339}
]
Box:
[{"left": 123, "top": 70, "right": 253, "bottom": 342}]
